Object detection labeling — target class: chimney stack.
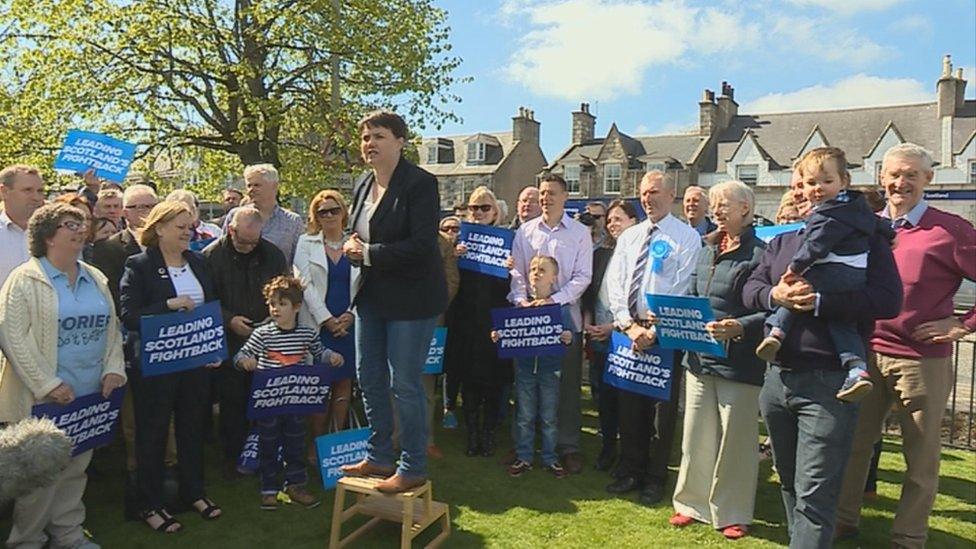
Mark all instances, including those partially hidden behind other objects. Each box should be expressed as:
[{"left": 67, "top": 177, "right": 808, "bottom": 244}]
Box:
[
  {"left": 936, "top": 55, "right": 968, "bottom": 167},
  {"left": 513, "top": 106, "right": 540, "bottom": 144},
  {"left": 571, "top": 102, "right": 596, "bottom": 144},
  {"left": 716, "top": 81, "right": 738, "bottom": 132},
  {"left": 699, "top": 89, "right": 717, "bottom": 136}
]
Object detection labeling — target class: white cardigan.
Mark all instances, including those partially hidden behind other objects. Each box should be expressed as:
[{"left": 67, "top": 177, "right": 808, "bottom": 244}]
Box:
[
  {"left": 0, "top": 258, "right": 126, "bottom": 423},
  {"left": 293, "top": 232, "right": 361, "bottom": 328}
]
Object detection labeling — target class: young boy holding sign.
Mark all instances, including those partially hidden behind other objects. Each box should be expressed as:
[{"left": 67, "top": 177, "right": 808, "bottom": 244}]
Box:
[
  {"left": 235, "top": 276, "right": 343, "bottom": 510},
  {"left": 755, "top": 148, "right": 894, "bottom": 402},
  {"left": 492, "top": 256, "right": 573, "bottom": 479}
]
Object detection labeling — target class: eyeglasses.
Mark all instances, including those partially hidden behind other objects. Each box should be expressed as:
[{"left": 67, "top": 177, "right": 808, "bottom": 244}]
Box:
[
  {"left": 58, "top": 220, "right": 89, "bottom": 232},
  {"left": 441, "top": 226, "right": 460, "bottom": 233},
  {"left": 125, "top": 203, "right": 157, "bottom": 210},
  {"left": 316, "top": 206, "right": 343, "bottom": 218},
  {"left": 467, "top": 204, "right": 493, "bottom": 213},
  {"left": 589, "top": 214, "right": 604, "bottom": 220}
]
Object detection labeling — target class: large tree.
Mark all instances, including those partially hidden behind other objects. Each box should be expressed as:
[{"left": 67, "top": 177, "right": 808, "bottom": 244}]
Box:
[{"left": 0, "top": 0, "right": 463, "bottom": 197}]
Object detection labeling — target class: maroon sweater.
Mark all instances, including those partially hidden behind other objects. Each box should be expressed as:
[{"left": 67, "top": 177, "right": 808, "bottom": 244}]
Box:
[{"left": 871, "top": 206, "right": 976, "bottom": 359}]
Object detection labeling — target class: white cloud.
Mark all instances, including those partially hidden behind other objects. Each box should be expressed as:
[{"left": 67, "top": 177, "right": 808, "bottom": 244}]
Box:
[
  {"left": 504, "top": 0, "right": 759, "bottom": 101},
  {"left": 887, "top": 14, "right": 933, "bottom": 35},
  {"left": 741, "top": 74, "right": 932, "bottom": 113},
  {"left": 769, "top": 15, "right": 889, "bottom": 67},
  {"left": 786, "top": 0, "right": 906, "bottom": 13}
]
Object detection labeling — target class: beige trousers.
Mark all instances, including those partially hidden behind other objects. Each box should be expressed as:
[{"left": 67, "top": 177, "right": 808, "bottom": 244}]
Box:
[
  {"left": 7, "top": 450, "right": 92, "bottom": 548},
  {"left": 836, "top": 353, "right": 954, "bottom": 549},
  {"left": 672, "top": 371, "right": 761, "bottom": 529}
]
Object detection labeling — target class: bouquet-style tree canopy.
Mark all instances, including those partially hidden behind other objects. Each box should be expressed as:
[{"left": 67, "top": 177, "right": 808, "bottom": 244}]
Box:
[{"left": 0, "top": 0, "right": 464, "bottom": 197}]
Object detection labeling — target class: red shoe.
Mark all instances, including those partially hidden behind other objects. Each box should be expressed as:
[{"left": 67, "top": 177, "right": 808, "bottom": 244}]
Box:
[
  {"left": 721, "top": 525, "right": 748, "bottom": 540},
  {"left": 669, "top": 513, "right": 695, "bottom": 527}
]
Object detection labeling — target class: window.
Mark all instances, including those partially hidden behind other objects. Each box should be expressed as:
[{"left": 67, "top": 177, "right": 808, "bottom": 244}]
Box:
[
  {"left": 466, "top": 142, "right": 485, "bottom": 164},
  {"left": 875, "top": 161, "right": 885, "bottom": 185},
  {"left": 736, "top": 164, "right": 758, "bottom": 185},
  {"left": 426, "top": 145, "right": 439, "bottom": 164},
  {"left": 969, "top": 160, "right": 976, "bottom": 184},
  {"left": 603, "top": 163, "right": 622, "bottom": 194},
  {"left": 564, "top": 165, "right": 581, "bottom": 194},
  {"left": 645, "top": 162, "right": 666, "bottom": 173}
]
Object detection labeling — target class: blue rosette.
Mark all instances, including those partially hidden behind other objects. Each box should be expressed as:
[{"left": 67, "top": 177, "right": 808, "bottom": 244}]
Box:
[{"left": 650, "top": 239, "right": 672, "bottom": 273}]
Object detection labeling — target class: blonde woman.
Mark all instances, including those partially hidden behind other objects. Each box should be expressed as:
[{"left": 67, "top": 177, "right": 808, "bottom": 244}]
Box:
[
  {"left": 443, "top": 186, "right": 513, "bottom": 457},
  {"left": 294, "top": 189, "right": 360, "bottom": 447},
  {"left": 120, "top": 201, "right": 223, "bottom": 532}
]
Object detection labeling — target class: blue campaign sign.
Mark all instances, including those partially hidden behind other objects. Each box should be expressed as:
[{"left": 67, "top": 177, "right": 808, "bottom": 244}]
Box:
[
  {"left": 53, "top": 130, "right": 137, "bottom": 183},
  {"left": 140, "top": 301, "right": 227, "bottom": 377},
  {"left": 457, "top": 223, "right": 514, "bottom": 279},
  {"left": 316, "top": 428, "right": 371, "bottom": 490},
  {"left": 32, "top": 388, "right": 125, "bottom": 457},
  {"left": 246, "top": 365, "right": 331, "bottom": 420},
  {"left": 189, "top": 237, "right": 217, "bottom": 252},
  {"left": 423, "top": 327, "right": 448, "bottom": 375},
  {"left": 491, "top": 304, "right": 567, "bottom": 359},
  {"left": 646, "top": 294, "right": 726, "bottom": 358},
  {"left": 603, "top": 332, "right": 674, "bottom": 401},
  {"left": 754, "top": 222, "right": 804, "bottom": 243},
  {"left": 237, "top": 428, "right": 281, "bottom": 473}
]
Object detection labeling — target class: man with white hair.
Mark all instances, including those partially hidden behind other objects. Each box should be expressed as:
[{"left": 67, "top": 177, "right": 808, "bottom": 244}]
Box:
[
  {"left": 91, "top": 184, "right": 158, "bottom": 305},
  {"left": 835, "top": 143, "right": 976, "bottom": 548},
  {"left": 222, "top": 164, "right": 303, "bottom": 263},
  {"left": 682, "top": 185, "right": 716, "bottom": 236},
  {"left": 204, "top": 206, "right": 289, "bottom": 479},
  {"left": 604, "top": 170, "right": 701, "bottom": 505}
]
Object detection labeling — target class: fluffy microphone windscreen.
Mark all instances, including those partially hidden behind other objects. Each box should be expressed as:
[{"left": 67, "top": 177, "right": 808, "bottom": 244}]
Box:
[{"left": 0, "top": 417, "right": 73, "bottom": 500}]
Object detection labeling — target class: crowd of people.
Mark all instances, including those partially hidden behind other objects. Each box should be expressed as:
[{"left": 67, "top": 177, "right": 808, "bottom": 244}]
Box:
[{"left": 0, "top": 109, "right": 973, "bottom": 549}]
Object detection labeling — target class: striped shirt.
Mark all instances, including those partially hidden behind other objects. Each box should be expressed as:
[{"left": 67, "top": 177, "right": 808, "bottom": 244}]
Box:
[{"left": 235, "top": 323, "right": 333, "bottom": 370}]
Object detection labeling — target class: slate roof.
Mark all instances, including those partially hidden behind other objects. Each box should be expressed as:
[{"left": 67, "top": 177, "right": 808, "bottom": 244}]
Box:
[
  {"left": 420, "top": 131, "right": 516, "bottom": 177},
  {"left": 551, "top": 132, "right": 706, "bottom": 168},
  {"left": 713, "top": 100, "right": 976, "bottom": 171}
]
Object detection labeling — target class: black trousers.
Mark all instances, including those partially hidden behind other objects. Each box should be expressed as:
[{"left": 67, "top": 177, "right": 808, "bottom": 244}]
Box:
[
  {"left": 131, "top": 365, "right": 211, "bottom": 511},
  {"left": 617, "top": 363, "right": 683, "bottom": 486},
  {"left": 462, "top": 381, "right": 502, "bottom": 432},
  {"left": 215, "top": 363, "right": 252, "bottom": 463}
]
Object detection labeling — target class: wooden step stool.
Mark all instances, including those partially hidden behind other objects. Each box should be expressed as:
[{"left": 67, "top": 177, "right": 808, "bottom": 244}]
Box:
[{"left": 328, "top": 476, "right": 450, "bottom": 549}]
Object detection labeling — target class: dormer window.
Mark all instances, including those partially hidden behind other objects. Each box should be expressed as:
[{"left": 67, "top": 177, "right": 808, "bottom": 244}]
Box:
[
  {"left": 426, "top": 145, "right": 439, "bottom": 164},
  {"left": 467, "top": 142, "right": 486, "bottom": 164},
  {"left": 604, "top": 163, "right": 622, "bottom": 194},
  {"left": 736, "top": 164, "right": 758, "bottom": 185},
  {"left": 564, "top": 165, "right": 581, "bottom": 194}
]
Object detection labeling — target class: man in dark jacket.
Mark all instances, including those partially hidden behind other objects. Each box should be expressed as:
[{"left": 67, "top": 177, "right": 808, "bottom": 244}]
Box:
[
  {"left": 203, "top": 206, "right": 289, "bottom": 478},
  {"left": 742, "top": 224, "right": 901, "bottom": 549}
]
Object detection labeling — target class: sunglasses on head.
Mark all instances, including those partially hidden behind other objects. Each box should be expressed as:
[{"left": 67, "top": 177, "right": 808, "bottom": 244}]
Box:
[
  {"left": 316, "top": 206, "right": 343, "bottom": 218},
  {"left": 441, "top": 225, "right": 460, "bottom": 233},
  {"left": 467, "top": 204, "right": 493, "bottom": 213}
]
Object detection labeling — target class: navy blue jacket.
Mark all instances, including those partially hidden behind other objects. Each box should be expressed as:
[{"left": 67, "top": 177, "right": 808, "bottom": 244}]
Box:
[
  {"left": 792, "top": 190, "right": 895, "bottom": 274},
  {"left": 685, "top": 226, "right": 767, "bottom": 386},
  {"left": 119, "top": 247, "right": 217, "bottom": 334},
  {"left": 348, "top": 157, "right": 448, "bottom": 320},
  {"left": 742, "top": 229, "right": 902, "bottom": 372}
]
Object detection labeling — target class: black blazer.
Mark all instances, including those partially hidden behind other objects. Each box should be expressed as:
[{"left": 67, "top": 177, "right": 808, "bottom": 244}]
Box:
[
  {"left": 90, "top": 229, "right": 142, "bottom": 308},
  {"left": 348, "top": 157, "right": 447, "bottom": 320},
  {"left": 119, "top": 247, "right": 218, "bottom": 334}
]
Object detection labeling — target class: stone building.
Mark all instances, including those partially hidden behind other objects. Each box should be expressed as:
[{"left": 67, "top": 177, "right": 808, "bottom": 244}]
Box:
[
  {"left": 419, "top": 107, "right": 548, "bottom": 215},
  {"left": 547, "top": 55, "right": 976, "bottom": 221}
]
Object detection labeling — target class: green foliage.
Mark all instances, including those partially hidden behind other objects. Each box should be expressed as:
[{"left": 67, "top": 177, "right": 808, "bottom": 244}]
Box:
[{"left": 0, "top": 0, "right": 466, "bottom": 199}]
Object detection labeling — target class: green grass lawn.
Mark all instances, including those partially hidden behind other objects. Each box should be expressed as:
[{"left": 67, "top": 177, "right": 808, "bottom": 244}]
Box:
[{"left": 4, "top": 395, "right": 974, "bottom": 548}]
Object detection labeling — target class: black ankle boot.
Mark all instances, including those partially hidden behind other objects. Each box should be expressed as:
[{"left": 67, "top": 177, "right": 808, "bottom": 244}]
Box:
[
  {"left": 481, "top": 429, "right": 495, "bottom": 457},
  {"left": 595, "top": 440, "right": 618, "bottom": 471}
]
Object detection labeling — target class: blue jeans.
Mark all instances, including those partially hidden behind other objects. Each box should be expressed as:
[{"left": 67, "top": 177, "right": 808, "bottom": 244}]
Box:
[
  {"left": 760, "top": 365, "right": 860, "bottom": 549},
  {"left": 355, "top": 299, "right": 438, "bottom": 479},
  {"left": 514, "top": 359, "right": 561, "bottom": 466}
]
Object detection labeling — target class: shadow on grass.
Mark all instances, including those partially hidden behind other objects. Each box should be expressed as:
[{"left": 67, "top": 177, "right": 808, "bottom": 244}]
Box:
[
  {"left": 835, "top": 514, "right": 976, "bottom": 549},
  {"left": 876, "top": 468, "right": 976, "bottom": 505}
]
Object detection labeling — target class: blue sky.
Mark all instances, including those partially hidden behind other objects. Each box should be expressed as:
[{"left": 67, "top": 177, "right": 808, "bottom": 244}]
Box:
[{"left": 429, "top": 0, "right": 976, "bottom": 161}]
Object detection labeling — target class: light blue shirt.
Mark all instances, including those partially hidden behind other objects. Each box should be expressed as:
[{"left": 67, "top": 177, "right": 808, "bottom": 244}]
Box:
[
  {"left": 40, "top": 258, "right": 111, "bottom": 396},
  {"left": 882, "top": 199, "right": 928, "bottom": 227}
]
